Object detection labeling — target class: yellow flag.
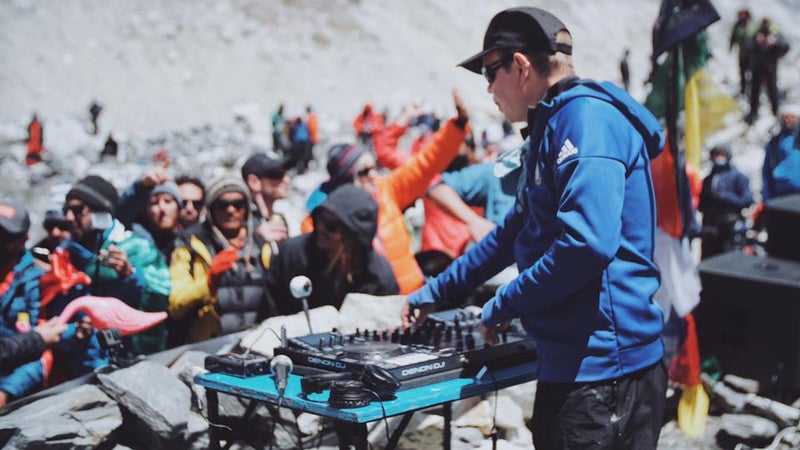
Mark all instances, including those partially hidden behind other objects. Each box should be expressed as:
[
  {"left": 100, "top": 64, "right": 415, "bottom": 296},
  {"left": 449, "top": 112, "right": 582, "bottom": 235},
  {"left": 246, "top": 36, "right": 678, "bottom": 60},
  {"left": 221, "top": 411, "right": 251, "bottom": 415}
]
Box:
[
  {"left": 677, "top": 384, "right": 710, "bottom": 438},
  {"left": 684, "top": 69, "right": 738, "bottom": 169}
]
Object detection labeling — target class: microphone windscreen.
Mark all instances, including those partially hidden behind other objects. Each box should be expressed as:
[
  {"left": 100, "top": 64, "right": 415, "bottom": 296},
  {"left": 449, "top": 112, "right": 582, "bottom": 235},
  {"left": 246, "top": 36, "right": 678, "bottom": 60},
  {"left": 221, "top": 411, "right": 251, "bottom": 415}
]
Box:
[
  {"left": 270, "top": 354, "right": 294, "bottom": 373},
  {"left": 289, "top": 275, "right": 313, "bottom": 299}
]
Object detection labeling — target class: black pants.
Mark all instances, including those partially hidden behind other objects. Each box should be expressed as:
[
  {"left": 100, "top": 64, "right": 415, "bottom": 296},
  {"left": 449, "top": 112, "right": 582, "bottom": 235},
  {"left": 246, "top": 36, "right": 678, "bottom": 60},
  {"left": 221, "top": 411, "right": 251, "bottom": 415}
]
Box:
[
  {"left": 749, "top": 64, "right": 779, "bottom": 120},
  {"left": 530, "top": 361, "right": 667, "bottom": 450}
]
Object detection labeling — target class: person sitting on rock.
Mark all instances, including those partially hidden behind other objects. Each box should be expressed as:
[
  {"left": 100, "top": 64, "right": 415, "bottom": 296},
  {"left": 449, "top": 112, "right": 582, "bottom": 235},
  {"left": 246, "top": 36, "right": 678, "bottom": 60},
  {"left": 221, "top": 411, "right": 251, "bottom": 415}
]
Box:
[
  {"left": 268, "top": 185, "right": 398, "bottom": 314},
  {"left": 169, "top": 176, "right": 279, "bottom": 345}
]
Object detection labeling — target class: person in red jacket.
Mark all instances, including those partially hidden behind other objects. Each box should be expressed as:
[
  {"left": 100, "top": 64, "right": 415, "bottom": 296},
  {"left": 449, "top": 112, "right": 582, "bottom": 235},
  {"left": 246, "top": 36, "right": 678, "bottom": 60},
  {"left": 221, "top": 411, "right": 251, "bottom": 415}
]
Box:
[{"left": 352, "top": 104, "right": 385, "bottom": 148}]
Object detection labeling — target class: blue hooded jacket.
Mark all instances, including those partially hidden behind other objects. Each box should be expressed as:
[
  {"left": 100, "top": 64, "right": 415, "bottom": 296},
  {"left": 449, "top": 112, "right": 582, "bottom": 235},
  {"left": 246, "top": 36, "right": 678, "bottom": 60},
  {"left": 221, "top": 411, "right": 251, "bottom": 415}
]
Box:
[
  {"left": 409, "top": 79, "right": 665, "bottom": 383},
  {"left": 0, "top": 251, "right": 44, "bottom": 399}
]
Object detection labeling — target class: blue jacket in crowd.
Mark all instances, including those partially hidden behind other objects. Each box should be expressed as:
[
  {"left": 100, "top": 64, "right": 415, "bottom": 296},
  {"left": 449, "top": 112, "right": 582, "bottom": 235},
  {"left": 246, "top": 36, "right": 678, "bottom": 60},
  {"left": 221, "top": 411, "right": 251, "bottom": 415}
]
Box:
[
  {"left": 699, "top": 162, "right": 753, "bottom": 225},
  {"left": 409, "top": 79, "right": 665, "bottom": 383},
  {"left": 440, "top": 162, "right": 517, "bottom": 225},
  {"left": 762, "top": 127, "right": 800, "bottom": 202},
  {"left": 0, "top": 251, "right": 44, "bottom": 400}
]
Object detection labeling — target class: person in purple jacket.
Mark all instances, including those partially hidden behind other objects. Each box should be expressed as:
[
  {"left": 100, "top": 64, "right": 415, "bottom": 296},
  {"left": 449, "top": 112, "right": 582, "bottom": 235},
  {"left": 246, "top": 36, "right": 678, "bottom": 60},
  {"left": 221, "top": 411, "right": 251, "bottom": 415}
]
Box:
[{"left": 403, "top": 7, "right": 667, "bottom": 449}]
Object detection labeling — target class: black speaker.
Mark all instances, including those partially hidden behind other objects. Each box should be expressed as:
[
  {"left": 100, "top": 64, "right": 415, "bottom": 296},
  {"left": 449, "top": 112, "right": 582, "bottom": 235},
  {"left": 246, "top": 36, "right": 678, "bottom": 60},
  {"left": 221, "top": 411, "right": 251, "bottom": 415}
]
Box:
[
  {"left": 697, "top": 252, "right": 800, "bottom": 390},
  {"left": 765, "top": 193, "right": 800, "bottom": 261}
]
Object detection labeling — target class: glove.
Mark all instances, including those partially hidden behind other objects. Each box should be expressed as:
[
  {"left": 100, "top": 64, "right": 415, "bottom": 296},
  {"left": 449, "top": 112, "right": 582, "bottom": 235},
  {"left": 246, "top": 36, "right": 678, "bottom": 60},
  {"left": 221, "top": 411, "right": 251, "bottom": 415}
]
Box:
[
  {"left": 40, "top": 250, "right": 92, "bottom": 308},
  {"left": 207, "top": 248, "right": 239, "bottom": 294}
]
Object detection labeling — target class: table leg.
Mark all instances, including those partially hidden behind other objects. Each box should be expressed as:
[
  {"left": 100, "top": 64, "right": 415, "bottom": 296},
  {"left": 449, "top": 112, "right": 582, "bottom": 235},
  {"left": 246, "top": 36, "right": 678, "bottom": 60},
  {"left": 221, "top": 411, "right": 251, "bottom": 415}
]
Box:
[
  {"left": 334, "top": 421, "right": 369, "bottom": 450},
  {"left": 386, "top": 412, "right": 414, "bottom": 450},
  {"left": 207, "top": 389, "right": 220, "bottom": 450},
  {"left": 443, "top": 402, "right": 452, "bottom": 450}
]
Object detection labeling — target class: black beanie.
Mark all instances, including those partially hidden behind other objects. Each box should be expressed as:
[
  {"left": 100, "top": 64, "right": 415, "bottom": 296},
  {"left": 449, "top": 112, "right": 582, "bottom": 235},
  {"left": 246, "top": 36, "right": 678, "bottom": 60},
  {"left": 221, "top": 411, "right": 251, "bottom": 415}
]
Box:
[
  {"left": 66, "top": 175, "right": 118, "bottom": 215},
  {"left": 326, "top": 144, "right": 366, "bottom": 190}
]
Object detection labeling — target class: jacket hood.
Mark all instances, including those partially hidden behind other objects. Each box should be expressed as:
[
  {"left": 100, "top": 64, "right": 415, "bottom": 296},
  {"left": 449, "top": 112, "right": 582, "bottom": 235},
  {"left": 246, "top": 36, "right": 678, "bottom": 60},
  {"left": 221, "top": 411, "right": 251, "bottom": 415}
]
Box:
[
  {"left": 314, "top": 184, "right": 378, "bottom": 247},
  {"left": 540, "top": 79, "right": 665, "bottom": 160}
]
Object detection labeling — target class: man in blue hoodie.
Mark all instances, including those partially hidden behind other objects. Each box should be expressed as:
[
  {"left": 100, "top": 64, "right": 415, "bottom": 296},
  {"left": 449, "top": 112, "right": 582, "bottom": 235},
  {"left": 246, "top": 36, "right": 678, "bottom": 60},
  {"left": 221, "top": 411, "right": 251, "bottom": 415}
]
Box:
[{"left": 403, "top": 7, "right": 667, "bottom": 448}]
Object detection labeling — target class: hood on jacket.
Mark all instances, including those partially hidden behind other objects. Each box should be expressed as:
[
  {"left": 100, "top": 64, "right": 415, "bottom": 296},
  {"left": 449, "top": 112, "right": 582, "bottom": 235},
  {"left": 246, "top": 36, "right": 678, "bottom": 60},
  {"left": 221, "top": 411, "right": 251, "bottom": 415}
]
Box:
[
  {"left": 539, "top": 79, "right": 665, "bottom": 161},
  {"left": 314, "top": 184, "right": 378, "bottom": 247}
]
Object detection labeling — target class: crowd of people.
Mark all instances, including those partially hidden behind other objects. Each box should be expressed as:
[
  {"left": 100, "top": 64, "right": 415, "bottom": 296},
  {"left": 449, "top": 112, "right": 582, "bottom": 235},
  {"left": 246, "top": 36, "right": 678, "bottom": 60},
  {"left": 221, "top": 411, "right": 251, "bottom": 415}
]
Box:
[
  {"left": 3, "top": 5, "right": 799, "bottom": 448},
  {"left": 2, "top": 83, "right": 527, "bottom": 409}
]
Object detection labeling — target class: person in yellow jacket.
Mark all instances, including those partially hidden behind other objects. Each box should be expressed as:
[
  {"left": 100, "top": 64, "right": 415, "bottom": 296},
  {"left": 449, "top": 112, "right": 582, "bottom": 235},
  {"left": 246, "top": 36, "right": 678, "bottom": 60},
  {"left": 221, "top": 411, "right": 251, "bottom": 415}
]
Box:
[
  {"left": 168, "top": 176, "right": 278, "bottom": 345},
  {"left": 302, "top": 91, "right": 469, "bottom": 294}
]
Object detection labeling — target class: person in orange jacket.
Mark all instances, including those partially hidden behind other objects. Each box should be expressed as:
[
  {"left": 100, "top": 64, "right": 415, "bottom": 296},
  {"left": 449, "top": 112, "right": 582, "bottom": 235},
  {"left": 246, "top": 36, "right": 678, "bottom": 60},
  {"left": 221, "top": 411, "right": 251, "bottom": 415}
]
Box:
[
  {"left": 304, "top": 91, "right": 469, "bottom": 294},
  {"left": 25, "top": 114, "right": 43, "bottom": 165},
  {"left": 352, "top": 104, "right": 385, "bottom": 148},
  {"left": 374, "top": 105, "right": 478, "bottom": 269}
]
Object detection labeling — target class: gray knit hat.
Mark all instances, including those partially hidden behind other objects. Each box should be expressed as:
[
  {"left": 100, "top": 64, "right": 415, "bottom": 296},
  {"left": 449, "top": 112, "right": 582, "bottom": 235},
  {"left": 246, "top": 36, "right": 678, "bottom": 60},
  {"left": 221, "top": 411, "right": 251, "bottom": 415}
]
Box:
[{"left": 150, "top": 181, "right": 184, "bottom": 206}]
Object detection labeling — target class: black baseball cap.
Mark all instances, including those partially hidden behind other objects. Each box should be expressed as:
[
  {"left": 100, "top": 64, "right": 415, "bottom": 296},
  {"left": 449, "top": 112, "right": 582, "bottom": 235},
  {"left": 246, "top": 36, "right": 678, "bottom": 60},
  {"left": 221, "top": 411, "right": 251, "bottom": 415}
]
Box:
[
  {"left": 0, "top": 201, "right": 31, "bottom": 235},
  {"left": 241, "top": 153, "right": 292, "bottom": 180},
  {"left": 458, "top": 7, "right": 572, "bottom": 74}
]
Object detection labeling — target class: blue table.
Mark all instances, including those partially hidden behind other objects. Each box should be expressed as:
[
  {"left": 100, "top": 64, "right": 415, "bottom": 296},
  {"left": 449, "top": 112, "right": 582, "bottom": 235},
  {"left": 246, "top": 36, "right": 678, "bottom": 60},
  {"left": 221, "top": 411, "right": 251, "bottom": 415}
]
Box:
[{"left": 196, "top": 360, "right": 538, "bottom": 449}]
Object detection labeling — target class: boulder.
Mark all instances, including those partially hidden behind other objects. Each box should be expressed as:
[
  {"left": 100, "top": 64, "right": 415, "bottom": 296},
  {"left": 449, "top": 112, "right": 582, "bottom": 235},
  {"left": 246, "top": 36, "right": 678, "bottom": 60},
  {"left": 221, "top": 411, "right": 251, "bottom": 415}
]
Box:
[
  {"left": 0, "top": 384, "right": 121, "bottom": 449},
  {"left": 338, "top": 293, "right": 406, "bottom": 334},
  {"left": 717, "top": 413, "right": 778, "bottom": 448},
  {"left": 98, "top": 360, "right": 191, "bottom": 440}
]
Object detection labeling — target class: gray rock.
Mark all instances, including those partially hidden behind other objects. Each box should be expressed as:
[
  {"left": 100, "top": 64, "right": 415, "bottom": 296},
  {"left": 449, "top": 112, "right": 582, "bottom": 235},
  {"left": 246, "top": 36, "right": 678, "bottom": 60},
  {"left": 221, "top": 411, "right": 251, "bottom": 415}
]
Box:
[
  {"left": 718, "top": 413, "right": 779, "bottom": 447},
  {"left": 169, "top": 350, "right": 210, "bottom": 386},
  {"left": 453, "top": 426, "right": 485, "bottom": 445},
  {"left": 0, "top": 384, "right": 121, "bottom": 449},
  {"left": 723, "top": 374, "right": 760, "bottom": 394},
  {"left": 185, "top": 412, "right": 210, "bottom": 450},
  {"left": 98, "top": 360, "right": 191, "bottom": 440},
  {"left": 712, "top": 380, "right": 748, "bottom": 411}
]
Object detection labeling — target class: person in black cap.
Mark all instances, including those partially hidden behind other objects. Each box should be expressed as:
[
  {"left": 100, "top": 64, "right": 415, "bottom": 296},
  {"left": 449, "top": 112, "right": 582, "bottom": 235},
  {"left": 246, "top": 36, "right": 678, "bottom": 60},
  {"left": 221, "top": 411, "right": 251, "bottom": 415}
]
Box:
[
  {"left": 404, "top": 7, "right": 667, "bottom": 448},
  {"left": 0, "top": 200, "right": 49, "bottom": 407},
  {"left": 241, "top": 153, "right": 292, "bottom": 247}
]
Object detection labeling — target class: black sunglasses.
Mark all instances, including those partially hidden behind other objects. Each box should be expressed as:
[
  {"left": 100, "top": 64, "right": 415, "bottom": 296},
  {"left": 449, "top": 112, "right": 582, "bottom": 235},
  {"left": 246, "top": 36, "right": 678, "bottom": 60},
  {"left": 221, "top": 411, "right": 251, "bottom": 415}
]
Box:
[
  {"left": 183, "top": 199, "right": 205, "bottom": 209},
  {"left": 62, "top": 203, "right": 88, "bottom": 217},
  {"left": 356, "top": 166, "right": 376, "bottom": 178},
  {"left": 315, "top": 214, "right": 343, "bottom": 234},
  {"left": 482, "top": 54, "right": 514, "bottom": 84},
  {"left": 212, "top": 199, "right": 247, "bottom": 211}
]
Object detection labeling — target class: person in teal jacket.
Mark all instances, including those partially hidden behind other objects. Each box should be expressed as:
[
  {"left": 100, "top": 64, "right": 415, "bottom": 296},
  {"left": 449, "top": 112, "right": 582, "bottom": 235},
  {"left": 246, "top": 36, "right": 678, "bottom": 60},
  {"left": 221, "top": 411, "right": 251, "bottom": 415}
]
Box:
[
  {"left": 48, "top": 176, "right": 170, "bottom": 378},
  {"left": 404, "top": 8, "right": 667, "bottom": 449}
]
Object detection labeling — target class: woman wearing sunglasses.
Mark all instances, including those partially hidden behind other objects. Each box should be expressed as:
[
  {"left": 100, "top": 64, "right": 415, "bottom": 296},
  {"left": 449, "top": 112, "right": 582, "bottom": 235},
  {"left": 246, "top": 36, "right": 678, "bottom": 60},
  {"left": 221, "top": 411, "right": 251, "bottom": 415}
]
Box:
[
  {"left": 268, "top": 185, "right": 398, "bottom": 314},
  {"left": 168, "top": 175, "right": 279, "bottom": 345}
]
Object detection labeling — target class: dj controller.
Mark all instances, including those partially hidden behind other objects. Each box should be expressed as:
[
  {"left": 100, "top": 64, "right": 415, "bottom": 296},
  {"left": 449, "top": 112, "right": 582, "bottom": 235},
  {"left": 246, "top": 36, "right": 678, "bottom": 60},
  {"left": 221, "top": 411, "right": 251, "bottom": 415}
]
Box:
[{"left": 273, "top": 308, "right": 537, "bottom": 389}]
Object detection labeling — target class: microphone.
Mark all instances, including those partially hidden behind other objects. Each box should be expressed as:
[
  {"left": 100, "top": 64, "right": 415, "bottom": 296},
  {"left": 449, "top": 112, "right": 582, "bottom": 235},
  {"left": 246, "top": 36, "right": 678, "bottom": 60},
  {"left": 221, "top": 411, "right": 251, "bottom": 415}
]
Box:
[
  {"left": 270, "top": 354, "right": 293, "bottom": 398},
  {"left": 290, "top": 276, "right": 313, "bottom": 334}
]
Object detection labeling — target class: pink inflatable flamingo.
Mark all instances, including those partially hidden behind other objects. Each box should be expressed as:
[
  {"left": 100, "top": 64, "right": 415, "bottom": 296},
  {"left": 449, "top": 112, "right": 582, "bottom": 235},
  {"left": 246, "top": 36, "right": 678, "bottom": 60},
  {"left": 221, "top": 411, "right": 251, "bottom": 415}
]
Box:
[{"left": 56, "top": 296, "right": 167, "bottom": 335}]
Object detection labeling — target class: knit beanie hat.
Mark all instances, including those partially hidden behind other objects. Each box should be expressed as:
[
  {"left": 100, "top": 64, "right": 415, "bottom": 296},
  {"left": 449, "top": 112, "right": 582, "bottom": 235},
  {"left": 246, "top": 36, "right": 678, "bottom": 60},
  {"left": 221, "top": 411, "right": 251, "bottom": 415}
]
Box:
[
  {"left": 151, "top": 181, "right": 184, "bottom": 206},
  {"left": 326, "top": 143, "right": 366, "bottom": 190},
  {"left": 204, "top": 175, "right": 251, "bottom": 223},
  {"left": 66, "top": 175, "right": 118, "bottom": 215}
]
